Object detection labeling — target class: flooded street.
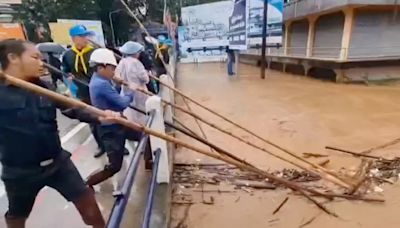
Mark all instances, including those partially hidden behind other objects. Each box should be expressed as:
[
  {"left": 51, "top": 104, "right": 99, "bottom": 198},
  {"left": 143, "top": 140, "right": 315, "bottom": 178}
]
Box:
[{"left": 170, "top": 63, "right": 400, "bottom": 228}]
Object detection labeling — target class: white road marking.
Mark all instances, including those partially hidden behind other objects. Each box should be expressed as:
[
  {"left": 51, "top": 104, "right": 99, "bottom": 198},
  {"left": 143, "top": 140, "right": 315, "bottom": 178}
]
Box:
[{"left": 60, "top": 123, "right": 87, "bottom": 145}]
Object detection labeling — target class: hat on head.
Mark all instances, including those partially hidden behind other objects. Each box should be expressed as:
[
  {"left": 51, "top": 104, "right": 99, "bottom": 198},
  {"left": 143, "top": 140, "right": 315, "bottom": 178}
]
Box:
[
  {"left": 89, "top": 48, "right": 118, "bottom": 67},
  {"left": 69, "top": 25, "right": 95, "bottom": 37},
  {"left": 161, "top": 38, "right": 173, "bottom": 47},
  {"left": 119, "top": 41, "right": 144, "bottom": 55},
  {"left": 157, "top": 35, "right": 166, "bottom": 42}
]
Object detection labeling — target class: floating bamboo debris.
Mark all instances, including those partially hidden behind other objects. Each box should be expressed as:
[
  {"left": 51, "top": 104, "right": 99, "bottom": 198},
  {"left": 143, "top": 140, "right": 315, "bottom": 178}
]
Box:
[
  {"left": 272, "top": 197, "right": 289, "bottom": 215},
  {"left": 362, "top": 137, "right": 400, "bottom": 154},
  {"left": 349, "top": 160, "right": 373, "bottom": 195},
  {"left": 326, "top": 146, "right": 392, "bottom": 161}
]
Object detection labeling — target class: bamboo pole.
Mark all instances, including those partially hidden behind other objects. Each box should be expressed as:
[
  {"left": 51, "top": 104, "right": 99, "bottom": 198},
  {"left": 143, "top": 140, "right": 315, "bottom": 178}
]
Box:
[
  {"left": 326, "top": 146, "right": 392, "bottom": 161},
  {"left": 43, "top": 61, "right": 249, "bottom": 168},
  {"left": 129, "top": 105, "right": 255, "bottom": 167},
  {"left": 173, "top": 116, "right": 198, "bottom": 137},
  {"left": 0, "top": 71, "right": 339, "bottom": 216},
  {"left": 182, "top": 100, "right": 213, "bottom": 153},
  {"left": 61, "top": 6, "right": 351, "bottom": 189},
  {"left": 361, "top": 137, "right": 400, "bottom": 154},
  {"left": 136, "top": 87, "right": 352, "bottom": 189},
  {"left": 148, "top": 74, "right": 351, "bottom": 187},
  {"left": 170, "top": 115, "right": 255, "bottom": 167},
  {"left": 45, "top": 59, "right": 352, "bottom": 189}
]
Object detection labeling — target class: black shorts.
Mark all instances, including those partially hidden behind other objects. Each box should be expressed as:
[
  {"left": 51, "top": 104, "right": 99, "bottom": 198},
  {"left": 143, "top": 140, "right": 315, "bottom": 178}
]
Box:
[{"left": 4, "top": 158, "right": 88, "bottom": 218}]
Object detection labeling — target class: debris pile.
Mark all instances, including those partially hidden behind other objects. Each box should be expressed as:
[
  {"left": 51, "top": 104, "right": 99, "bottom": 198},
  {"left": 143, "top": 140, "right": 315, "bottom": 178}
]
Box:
[{"left": 173, "top": 164, "right": 321, "bottom": 192}]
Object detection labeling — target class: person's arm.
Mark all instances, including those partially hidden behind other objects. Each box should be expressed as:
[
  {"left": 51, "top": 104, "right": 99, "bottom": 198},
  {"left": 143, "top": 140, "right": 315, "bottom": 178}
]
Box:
[
  {"left": 136, "top": 62, "right": 150, "bottom": 85},
  {"left": 38, "top": 78, "right": 97, "bottom": 123},
  {"left": 61, "top": 52, "right": 71, "bottom": 74},
  {"left": 61, "top": 106, "right": 100, "bottom": 123},
  {"left": 61, "top": 106, "right": 121, "bottom": 125},
  {"left": 101, "top": 81, "right": 134, "bottom": 111}
]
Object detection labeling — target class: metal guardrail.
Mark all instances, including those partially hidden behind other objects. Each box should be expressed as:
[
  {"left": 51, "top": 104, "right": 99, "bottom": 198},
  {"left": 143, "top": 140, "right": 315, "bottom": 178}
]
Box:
[
  {"left": 106, "top": 110, "right": 156, "bottom": 228},
  {"left": 141, "top": 148, "right": 161, "bottom": 228}
]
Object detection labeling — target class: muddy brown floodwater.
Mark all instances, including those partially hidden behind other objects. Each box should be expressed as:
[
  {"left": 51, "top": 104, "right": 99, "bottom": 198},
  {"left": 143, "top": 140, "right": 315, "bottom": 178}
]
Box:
[{"left": 170, "top": 63, "right": 400, "bottom": 228}]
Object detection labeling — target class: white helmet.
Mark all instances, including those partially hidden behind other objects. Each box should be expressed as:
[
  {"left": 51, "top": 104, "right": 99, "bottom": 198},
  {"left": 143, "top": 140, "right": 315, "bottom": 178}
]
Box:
[{"left": 89, "top": 48, "right": 117, "bottom": 67}]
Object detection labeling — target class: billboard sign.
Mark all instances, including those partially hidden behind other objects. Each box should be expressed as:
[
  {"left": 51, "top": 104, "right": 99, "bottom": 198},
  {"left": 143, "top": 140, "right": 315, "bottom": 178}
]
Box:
[
  {"left": 247, "top": 0, "right": 283, "bottom": 45},
  {"left": 57, "top": 19, "right": 106, "bottom": 46},
  {"left": 228, "top": 0, "right": 247, "bottom": 50},
  {"left": 179, "top": 1, "right": 233, "bottom": 62},
  {"left": 49, "top": 22, "right": 74, "bottom": 45}
]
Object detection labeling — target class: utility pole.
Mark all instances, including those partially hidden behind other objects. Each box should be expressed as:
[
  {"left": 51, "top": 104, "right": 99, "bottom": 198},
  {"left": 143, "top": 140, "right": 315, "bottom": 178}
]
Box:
[
  {"left": 109, "top": 9, "right": 123, "bottom": 47},
  {"left": 260, "top": 0, "right": 268, "bottom": 79}
]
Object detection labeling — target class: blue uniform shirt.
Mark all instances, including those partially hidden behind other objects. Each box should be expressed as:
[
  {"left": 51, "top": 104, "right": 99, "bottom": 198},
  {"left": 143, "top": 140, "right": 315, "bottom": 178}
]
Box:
[{"left": 89, "top": 73, "right": 134, "bottom": 120}]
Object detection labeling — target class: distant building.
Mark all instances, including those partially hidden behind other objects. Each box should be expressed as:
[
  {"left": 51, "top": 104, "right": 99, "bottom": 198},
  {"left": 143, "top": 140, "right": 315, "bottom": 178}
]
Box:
[
  {"left": 243, "top": 0, "right": 400, "bottom": 82},
  {"left": 0, "top": 1, "right": 20, "bottom": 23},
  {"left": 0, "top": 0, "right": 21, "bottom": 4}
]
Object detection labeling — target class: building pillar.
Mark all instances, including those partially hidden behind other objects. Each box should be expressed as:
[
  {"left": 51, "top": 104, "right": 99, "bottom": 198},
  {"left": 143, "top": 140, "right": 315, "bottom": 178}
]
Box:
[
  {"left": 340, "top": 7, "right": 355, "bottom": 61},
  {"left": 283, "top": 21, "right": 292, "bottom": 56},
  {"left": 304, "top": 62, "right": 311, "bottom": 76},
  {"left": 306, "top": 16, "right": 317, "bottom": 58}
]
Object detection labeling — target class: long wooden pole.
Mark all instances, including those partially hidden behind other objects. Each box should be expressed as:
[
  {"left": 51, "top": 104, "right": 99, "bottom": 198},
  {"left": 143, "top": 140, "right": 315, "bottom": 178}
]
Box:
[
  {"left": 148, "top": 75, "right": 351, "bottom": 187},
  {"left": 135, "top": 87, "right": 352, "bottom": 189},
  {"left": 326, "top": 146, "right": 392, "bottom": 161},
  {"left": 1, "top": 72, "right": 384, "bottom": 204},
  {"left": 361, "top": 137, "right": 400, "bottom": 154},
  {"left": 0, "top": 71, "right": 340, "bottom": 216},
  {"left": 45, "top": 60, "right": 352, "bottom": 189},
  {"left": 118, "top": 8, "right": 342, "bottom": 184},
  {"left": 45, "top": 59, "right": 351, "bottom": 189},
  {"left": 72, "top": 4, "right": 351, "bottom": 189},
  {"left": 129, "top": 105, "right": 255, "bottom": 167}
]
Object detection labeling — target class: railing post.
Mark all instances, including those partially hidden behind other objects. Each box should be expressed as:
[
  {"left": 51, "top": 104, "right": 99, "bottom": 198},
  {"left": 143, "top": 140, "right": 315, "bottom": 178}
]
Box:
[
  {"left": 159, "top": 74, "right": 174, "bottom": 123},
  {"left": 145, "top": 96, "right": 170, "bottom": 184}
]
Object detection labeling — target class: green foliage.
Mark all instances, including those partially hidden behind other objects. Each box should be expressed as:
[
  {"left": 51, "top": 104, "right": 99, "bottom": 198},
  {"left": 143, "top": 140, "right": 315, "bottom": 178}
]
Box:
[{"left": 18, "top": 0, "right": 222, "bottom": 43}]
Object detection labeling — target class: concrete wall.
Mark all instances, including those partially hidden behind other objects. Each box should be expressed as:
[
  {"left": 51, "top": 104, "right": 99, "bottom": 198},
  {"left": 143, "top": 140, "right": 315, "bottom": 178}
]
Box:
[
  {"left": 344, "top": 66, "right": 400, "bottom": 82},
  {"left": 288, "top": 20, "right": 309, "bottom": 56},
  {"left": 349, "top": 9, "right": 400, "bottom": 59},
  {"left": 313, "top": 12, "right": 344, "bottom": 58},
  {"left": 284, "top": 0, "right": 400, "bottom": 21}
]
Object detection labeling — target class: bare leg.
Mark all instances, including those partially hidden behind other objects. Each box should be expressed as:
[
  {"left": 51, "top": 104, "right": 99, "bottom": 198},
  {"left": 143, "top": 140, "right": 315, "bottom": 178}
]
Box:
[
  {"left": 73, "top": 189, "right": 105, "bottom": 228},
  {"left": 5, "top": 215, "right": 26, "bottom": 228}
]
